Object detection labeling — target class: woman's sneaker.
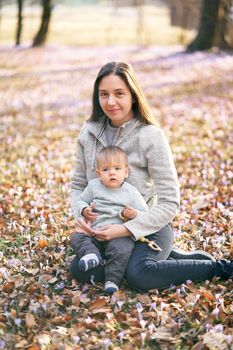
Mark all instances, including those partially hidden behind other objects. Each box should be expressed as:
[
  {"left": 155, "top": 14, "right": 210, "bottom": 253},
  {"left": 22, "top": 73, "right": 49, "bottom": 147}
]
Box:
[
  {"left": 216, "top": 260, "right": 233, "bottom": 280},
  {"left": 104, "top": 281, "right": 119, "bottom": 295},
  {"left": 169, "top": 248, "right": 215, "bottom": 261},
  {"left": 78, "top": 253, "right": 103, "bottom": 271}
]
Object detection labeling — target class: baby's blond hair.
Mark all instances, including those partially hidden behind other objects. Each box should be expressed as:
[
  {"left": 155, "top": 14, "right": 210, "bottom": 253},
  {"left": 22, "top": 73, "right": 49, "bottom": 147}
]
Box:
[{"left": 96, "top": 146, "right": 128, "bottom": 168}]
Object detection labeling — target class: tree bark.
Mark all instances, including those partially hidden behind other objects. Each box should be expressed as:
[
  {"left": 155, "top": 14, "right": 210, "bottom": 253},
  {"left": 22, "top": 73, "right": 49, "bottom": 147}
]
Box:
[
  {"left": 135, "top": 0, "right": 145, "bottom": 46},
  {"left": 187, "top": 0, "right": 220, "bottom": 51},
  {"left": 214, "top": 0, "right": 233, "bottom": 49},
  {"left": 16, "top": 0, "right": 23, "bottom": 46},
  {"left": 0, "top": 0, "right": 2, "bottom": 27},
  {"left": 32, "top": 0, "right": 53, "bottom": 47},
  {"left": 187, "top": 0, "right": 233, "bottom": 51}
]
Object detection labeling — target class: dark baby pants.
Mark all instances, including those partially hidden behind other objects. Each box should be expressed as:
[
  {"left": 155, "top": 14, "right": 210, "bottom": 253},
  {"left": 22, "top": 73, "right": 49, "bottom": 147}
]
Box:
[{"left": 70, "top": 232, "right": 135, "bottom": 286}]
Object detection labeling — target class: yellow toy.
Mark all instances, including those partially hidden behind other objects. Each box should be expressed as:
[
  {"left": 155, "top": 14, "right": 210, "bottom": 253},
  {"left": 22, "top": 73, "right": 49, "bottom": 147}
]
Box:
[{"left": 139, "top": 237, "right": 162, "bottom": 251}]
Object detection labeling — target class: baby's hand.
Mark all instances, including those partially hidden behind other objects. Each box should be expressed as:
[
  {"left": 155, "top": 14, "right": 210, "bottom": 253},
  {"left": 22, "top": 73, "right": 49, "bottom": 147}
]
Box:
[
  {"left": 82, "top": 203, "right": 97, "bottom": 222},
  {"left": 121, "top": 206, "right": 137, "bottom": 220}
]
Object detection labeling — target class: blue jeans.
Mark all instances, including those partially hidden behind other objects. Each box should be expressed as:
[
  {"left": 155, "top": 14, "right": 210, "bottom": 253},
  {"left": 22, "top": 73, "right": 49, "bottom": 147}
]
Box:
[{"left": 70, "top": 224, "right": 217, "bottom": 290}]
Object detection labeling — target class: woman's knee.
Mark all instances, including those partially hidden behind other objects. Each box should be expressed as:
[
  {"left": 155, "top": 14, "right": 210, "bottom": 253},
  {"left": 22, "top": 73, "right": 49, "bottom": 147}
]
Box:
[
  {"left": 126, "top": 256, "right": 167, "bottom": 291},
  {"left": 126, "top": 259, "right": 149, "bottom": 291},
  {"left": 126, "top": 269, "right": 140, "bottom": 290}
]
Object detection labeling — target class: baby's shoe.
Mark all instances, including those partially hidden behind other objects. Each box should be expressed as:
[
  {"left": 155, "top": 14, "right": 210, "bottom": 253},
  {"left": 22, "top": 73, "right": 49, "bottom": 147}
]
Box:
[
  {"left": 104, "top": 281, "right": 119, "bottom": 295},
  {"left": 78, "top": 253, "right": 103, "bottom": 271}
]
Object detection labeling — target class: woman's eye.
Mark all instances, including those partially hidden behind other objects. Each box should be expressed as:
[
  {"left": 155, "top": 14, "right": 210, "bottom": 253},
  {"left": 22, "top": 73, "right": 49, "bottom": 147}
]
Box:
[{"left": 99, "top": 92, "right": 107, "bottom": 97}]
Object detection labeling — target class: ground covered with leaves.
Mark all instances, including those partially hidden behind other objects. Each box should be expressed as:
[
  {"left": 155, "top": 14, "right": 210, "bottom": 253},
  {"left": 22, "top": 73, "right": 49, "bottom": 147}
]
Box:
[{"left": 0, "top": 45, "right": 232, "bottom": 350}]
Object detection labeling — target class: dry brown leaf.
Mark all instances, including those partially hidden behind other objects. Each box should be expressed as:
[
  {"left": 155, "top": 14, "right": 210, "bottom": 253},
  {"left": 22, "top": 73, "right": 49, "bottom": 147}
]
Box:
[
  {"left": 137, "top": 294, "right": 152, "bottom": 304},
  {"left": 170, "top": 302, "right": 183, "bottom": 311},
  {"left": 143, "top": 311, "right": 157, "bottom": 318},
  {"left": 48, "top": 277, "right": 58, "bottom": 284},
  {"left": 39, "top": 274, "right": 53, "bottom": 283},
  {"left": 191, "top": 341, "right": 204, "bottom": 350},
  {"left": 0, "top": 315, "right": 6, "bottom": 322},
  {"left": 15, "top": 340, "right": 29, "bottom": 348},
  {"left": 24, "top": 268, "right": 40, "bottom": 276},
  {"left": 115, "top": 311, "right": 128, "bottom": 322},
  {"left": 53, "top": 252, "right": 65, "bottom": 260},
  {"left": 150, "top": 327, "right": 175, "bottom": 342},
  {"left": 176, "top": 297, "right": 187, "bottom": 307},
  {"left": 89, "top": 297, "right": 107, "bottom": 310},
  {"left": 10, "top": 308, "right": 17, "bottom": 318},
  {"left": 34, "top": 333, "right": 51, "bottom": 346},
  {"left": 200, "top": 288, "right": 215, "bottom": 301},
  {"left": 72, "top": 294, "right": 81, "bottom": 307},
  {"left": 8, "top": 277, "right": 24, "bottom": 288},
  {"left": 53, "top": 295, "right": 64, "bottom": 306},
  {"left": 35, "top": 238, "right": 48, "bottom": 249},
  {"left": 113, "top": 289, "right": 128, "bottom": 300},
  {"left": 91, "top": 307, "right": 112, "bottom": 314},
  {"left": 26, "top": 312, "right": 36, "bottom": 329},
  {"left": 202, "top": 331, "right": 229, "bottom": 350},
  {"left": 186, "top": 292, "right": 200, "bottom": 305},
  {"left": 27, "top": 345, "right": 41, "bottom": 350},
  {"left": 39, "top": 295, "right": 51, "bottom": 304},
  {"left": 79, "top": 294, "right": 91, "bottom": 304},
  {"left": 51, "top": 315, "right": 72, "bottom": 324},
  {"left": 2, "top": 281, "right": 15, "bottom": 293},
  {"left": 51, "top": 326, "right": 69, "bottom": 336}
]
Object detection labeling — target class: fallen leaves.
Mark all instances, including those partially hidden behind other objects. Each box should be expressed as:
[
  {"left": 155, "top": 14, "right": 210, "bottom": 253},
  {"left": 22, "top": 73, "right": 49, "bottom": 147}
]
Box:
[
  {"left": 25, "top": 312, "right": 36, "bottom": 329},
  {"left": 2, "top": 281, "right": 15, "bottom": 294},
  {"left": 24, "top": 268, "right": 40, "bottom": 276},
  {"left": 89, "top": 297, "right": 108, "bottom": 310},
  {"left": 35, "top": 238, "right": 49, "bottom": 249},
  {"left": 202, "top": 330, "right": 231, "bottom": 350},
  {"left": 0, "top": 46, "right": 232, "bottom": 349}
]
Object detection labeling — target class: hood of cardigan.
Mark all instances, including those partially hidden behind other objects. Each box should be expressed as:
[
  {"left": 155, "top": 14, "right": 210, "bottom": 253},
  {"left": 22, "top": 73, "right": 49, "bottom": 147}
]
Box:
[{"left": 85, "top": 117, "right": 143, "bottom": 169}]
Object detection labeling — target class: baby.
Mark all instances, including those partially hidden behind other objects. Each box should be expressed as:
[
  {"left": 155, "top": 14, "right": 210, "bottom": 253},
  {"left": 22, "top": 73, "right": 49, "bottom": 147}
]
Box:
[{"left": 70, "top": 146, "right": 147, "bottom": 294}]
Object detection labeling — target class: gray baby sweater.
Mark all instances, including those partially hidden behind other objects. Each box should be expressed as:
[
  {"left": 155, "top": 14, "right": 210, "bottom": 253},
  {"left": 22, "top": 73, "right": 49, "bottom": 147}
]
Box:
[
  {"left": 76, "top": 178, "right": 148, "bottom": 228},
  {"left": 71, "top": 117, "right": 180, "bottom": 240}
]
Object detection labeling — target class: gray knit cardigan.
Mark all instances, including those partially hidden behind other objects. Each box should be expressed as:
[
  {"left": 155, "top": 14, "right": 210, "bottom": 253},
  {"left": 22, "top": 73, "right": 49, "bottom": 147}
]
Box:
[{"left": 71, "top": 117, "right": 180, "bottom": 241}]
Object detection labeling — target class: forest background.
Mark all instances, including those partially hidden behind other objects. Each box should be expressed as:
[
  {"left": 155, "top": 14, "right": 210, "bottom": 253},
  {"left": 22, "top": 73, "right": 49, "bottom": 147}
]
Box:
[{"left": 0, "top": 1, "right": 232, "bottom": 349}]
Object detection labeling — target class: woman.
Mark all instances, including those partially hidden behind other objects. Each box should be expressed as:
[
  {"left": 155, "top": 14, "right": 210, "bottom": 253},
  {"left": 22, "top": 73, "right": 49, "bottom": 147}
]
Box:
[{"left": 70, "top": 62, "right": 232, "bottom": 291}]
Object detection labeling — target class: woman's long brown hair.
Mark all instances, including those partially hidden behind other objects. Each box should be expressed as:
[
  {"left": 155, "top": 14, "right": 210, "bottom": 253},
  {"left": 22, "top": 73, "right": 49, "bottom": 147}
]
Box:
[{"left": 90, "top": 61, "right": 158, "bottom": 126}]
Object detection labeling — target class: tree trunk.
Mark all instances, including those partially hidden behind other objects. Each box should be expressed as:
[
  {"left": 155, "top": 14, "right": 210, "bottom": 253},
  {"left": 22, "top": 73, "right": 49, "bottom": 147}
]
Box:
[
  {"left": 16, "top": 0, "right": 23, "bottom": 46},
  {"left": 214, "top": 0, "right": 233, "bottom": 49},
  {"left": 187, "top": 0, "right": 233, "bottom": 51},
  {"left": 187, "top": 0, "right": 221, "bottom": 51},
  {"left": 135, "top": 0, "right": 145, "bottom": 46},
  {"left": 32, "top": 0, "right": 53, "bottom": 47},
  {"left": 0, "top": 0, "right": 2, "bottom": 27}
]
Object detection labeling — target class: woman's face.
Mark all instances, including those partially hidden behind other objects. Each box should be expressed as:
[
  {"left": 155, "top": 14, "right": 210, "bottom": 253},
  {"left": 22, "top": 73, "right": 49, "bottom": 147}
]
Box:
[{"left": 98, "top": 74, "right": 134, "bottom": 127}]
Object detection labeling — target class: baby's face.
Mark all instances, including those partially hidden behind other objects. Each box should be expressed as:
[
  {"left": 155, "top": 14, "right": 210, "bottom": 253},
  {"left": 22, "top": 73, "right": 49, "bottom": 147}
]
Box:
[{"left": 96, "top": 159, "right": 129, "bottom": 188}]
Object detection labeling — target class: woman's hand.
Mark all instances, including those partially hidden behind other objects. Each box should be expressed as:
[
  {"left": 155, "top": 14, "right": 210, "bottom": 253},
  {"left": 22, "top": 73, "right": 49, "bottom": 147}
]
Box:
[
  {"left": 75, "top": 218, "right": 94, "bottom": 236},
  {"left": 93, "top": 224, "right": 131, "bottom": 241},
  {"left": 82, "top": 203, "right": 97, "bottom": 222}
]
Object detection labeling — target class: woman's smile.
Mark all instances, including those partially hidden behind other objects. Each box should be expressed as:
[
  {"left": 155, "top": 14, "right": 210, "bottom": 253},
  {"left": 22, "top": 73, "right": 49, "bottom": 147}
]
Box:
[{"left": 107, "top": 109, "right": 121, "bottom": 113}]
